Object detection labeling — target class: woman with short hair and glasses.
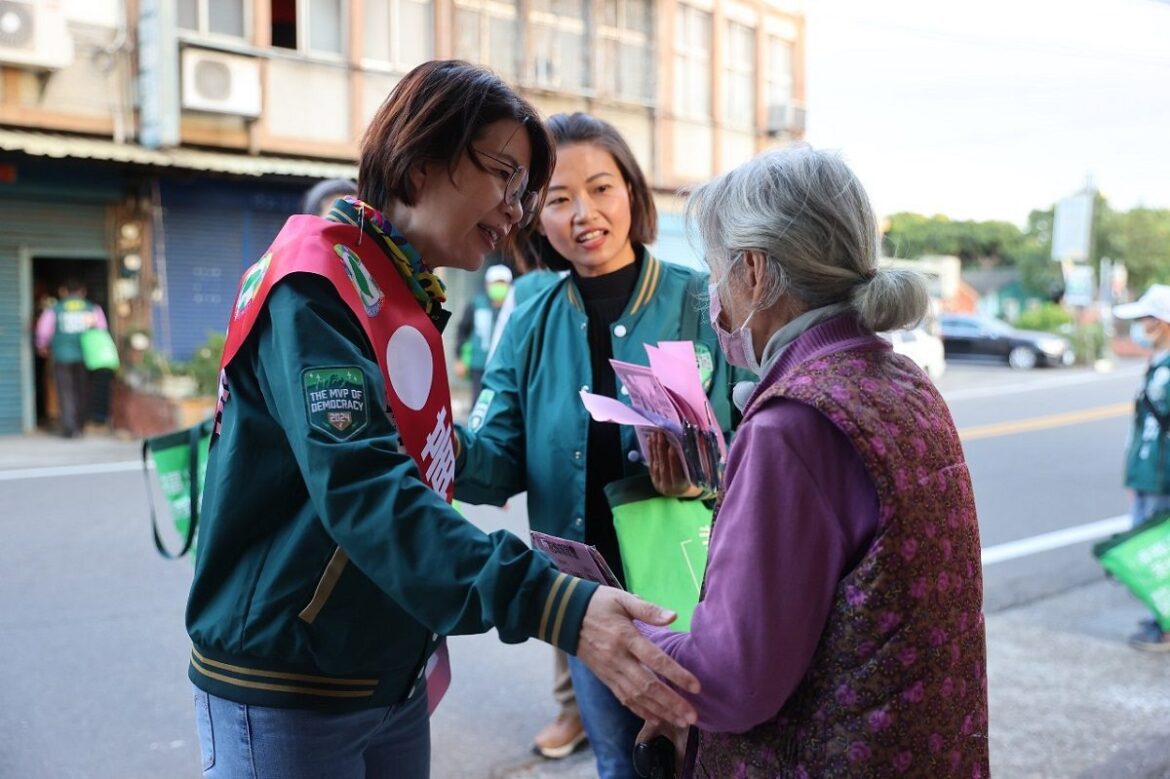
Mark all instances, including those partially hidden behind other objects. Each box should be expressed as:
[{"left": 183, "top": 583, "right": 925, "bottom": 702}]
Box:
[
  {"left": 455, "top": 112, "right": 740, "bottom": 779},
  {"left": 187, "top": 64, "right": 698, "bottom": 779}
]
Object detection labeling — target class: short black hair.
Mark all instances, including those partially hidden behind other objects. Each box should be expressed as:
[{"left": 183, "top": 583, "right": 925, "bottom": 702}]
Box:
[{"left": 358, "top": 61, "right": 555, "bottom": 218}]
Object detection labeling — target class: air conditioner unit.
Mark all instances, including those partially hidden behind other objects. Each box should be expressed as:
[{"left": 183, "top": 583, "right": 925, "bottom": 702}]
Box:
[
  {"left": 765, "top": 103, "right": 806, "bottom": 137},
  {"left": 180, "top": 47, "right": 262, "bottom": 118},
  {"left": 0, "top": 0, "right": 74, "bottom": 70}
]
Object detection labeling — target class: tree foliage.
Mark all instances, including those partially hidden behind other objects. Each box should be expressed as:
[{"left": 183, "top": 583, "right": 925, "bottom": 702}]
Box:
[{"left": 883, "top": 196, "right": 1170, "bottom": 297}]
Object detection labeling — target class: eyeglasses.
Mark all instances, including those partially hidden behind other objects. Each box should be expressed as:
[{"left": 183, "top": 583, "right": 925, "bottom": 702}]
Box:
[{"left": 474, "top": 149, "right": 540, "bottom": 228}]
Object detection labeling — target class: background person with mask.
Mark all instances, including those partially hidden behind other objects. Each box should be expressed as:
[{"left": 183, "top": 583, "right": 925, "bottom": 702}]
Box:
[
  {"left": 456, "top": 263, "right": 513, "bottom": 399},
  {"left": 1113, "top": 283, "right": 1170, "bottom": 651}
]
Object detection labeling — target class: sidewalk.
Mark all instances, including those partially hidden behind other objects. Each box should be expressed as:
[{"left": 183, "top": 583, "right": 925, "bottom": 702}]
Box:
[
  {"left": 486, "top": 579, "right": 1170, "bottom": 779},
  {"left": 3, "top": 433, "right": 1168, "bottom": 778}
]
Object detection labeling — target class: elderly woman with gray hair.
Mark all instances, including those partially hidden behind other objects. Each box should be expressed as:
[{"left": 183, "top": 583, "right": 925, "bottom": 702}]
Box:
[{"left": 641, "top": 146, "right": 989, "bottom": 777}]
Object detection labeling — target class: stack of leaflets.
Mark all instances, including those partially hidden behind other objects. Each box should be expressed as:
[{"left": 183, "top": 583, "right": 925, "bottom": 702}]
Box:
[
  {"left": 531, "top": 531, "right": 623, "bottom": 588},
  {"left": 579, "top": 340, "right": 727, "bottom": 493}
]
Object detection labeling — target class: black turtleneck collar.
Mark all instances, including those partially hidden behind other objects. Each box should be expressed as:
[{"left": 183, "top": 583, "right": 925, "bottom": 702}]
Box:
[{"left": 571, "top": 247, "right": 643, "bottom": 307}]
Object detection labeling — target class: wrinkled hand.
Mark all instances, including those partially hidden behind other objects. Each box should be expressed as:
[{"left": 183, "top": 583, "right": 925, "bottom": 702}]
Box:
[
  {"left": 647, "top": 432, "right": 703, "bottom": 499},
  {"left": 637, "top": 719, "right": 689, "bottom": 770},
  {"left": 576, "top": 587, "right": 699, "bottom": 728}
]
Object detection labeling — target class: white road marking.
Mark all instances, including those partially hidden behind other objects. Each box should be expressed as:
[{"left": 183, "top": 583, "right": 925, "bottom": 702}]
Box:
[
  {"left": 0, "top": 460, "right": 146, "bottom": 481},
  {"left": 981, "top": 514, "right": 1131, "bottom": 566}
]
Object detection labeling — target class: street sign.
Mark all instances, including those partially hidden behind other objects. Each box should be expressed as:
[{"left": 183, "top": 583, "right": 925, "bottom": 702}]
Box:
[
  {"left": 1052, "top": 190, "right": 1094, "bottom": 263},
  {"left": 1063, "top": 263, "right": 1095, "bottom": 307}
]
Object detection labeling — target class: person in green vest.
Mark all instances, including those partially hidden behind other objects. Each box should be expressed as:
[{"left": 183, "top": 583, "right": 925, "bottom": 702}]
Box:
[
  {"left": 185, "top": 62, "right": 698, "bottom": 779},
  {"left": 35, "top": 278, "right": 108, "bottom": 438},
  {"left": 485, "top": 245, "right": 564, "bottom": 364},
  {"left": 455, "top": 113, "right": 740, "bottom": 778},
  {"left": 455, "top": 263, "right": 512, "bottom": 398},
  {"left": 1114, "top": 283, "right": 1170, "bottom": 651}
]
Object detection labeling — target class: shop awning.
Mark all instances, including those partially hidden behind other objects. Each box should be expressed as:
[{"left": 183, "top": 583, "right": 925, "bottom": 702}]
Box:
[{"left": 0, "top": 129, "right": 357, "bottom": 179}]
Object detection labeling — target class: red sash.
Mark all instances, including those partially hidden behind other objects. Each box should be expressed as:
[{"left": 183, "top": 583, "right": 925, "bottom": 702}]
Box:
[{"left": 220, "top": 215, "right": 453, "bottom": 712}]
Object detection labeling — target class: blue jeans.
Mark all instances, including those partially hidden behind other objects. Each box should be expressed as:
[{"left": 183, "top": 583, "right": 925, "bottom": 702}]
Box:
[
  {"left": 568, "top": 656, "right": 643, "bottom": 779},
  {"left": 192, "top": 684, "right": 429, "bottom": 778},
  {"left": 1131, "top": 492, "right": 1170, "bottom": 527}
]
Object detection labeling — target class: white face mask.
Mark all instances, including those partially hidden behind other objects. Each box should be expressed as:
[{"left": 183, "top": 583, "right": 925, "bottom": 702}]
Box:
[
  {"left": 1132, "top": 322, "right": 1154, "bottom": 350},
  {"left": 708, "top": 282, "right": 760, "bottom": 374}
]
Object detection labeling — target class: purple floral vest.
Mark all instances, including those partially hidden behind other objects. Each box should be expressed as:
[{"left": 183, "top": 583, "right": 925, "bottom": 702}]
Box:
[{"left": 689, "top": 341, "right": 990, "bottom": 778}]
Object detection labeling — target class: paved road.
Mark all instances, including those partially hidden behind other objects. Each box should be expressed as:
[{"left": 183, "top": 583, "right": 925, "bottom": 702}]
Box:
[{"left": 0, "top": 359, "right": 1161, "bottom": 778}]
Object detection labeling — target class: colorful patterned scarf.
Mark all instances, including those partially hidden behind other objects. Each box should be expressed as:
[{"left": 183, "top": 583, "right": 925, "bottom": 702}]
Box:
[{"left": 326, "top": 196, "right": 448, "bottom": 320}]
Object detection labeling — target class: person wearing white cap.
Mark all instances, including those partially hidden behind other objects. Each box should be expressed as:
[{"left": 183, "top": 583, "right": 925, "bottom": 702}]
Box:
[
  {"left": 455, "top": 263, "right": 513, "bottom": 398},
  {"left": 1113, "top": 283, "right": 1170, "bottom": 651}
]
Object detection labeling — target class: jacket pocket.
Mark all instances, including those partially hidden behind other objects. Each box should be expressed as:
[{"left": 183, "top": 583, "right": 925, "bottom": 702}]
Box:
[{"left": 298, "top": 546, "right": 349, "bottom": 624}]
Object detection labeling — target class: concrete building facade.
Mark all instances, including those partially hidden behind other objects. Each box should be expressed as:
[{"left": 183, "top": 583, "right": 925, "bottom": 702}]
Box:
[{"left": 0, "top": 0, "right": 804, "bottom": 434}]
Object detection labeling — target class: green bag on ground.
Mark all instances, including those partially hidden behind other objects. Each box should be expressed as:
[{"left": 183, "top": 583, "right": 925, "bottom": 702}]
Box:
[
  {"left": 606, "top": 475, "right": 712, "bottom": 632},
  {"left": 142, "top": 418, "right": 213, "bottom": 559},
  {"left": 80, "top": 329, "right": 120, "bottom": 371},
  {"left": 1092, "top": 512, "right": 1170, "bottom": 631}
]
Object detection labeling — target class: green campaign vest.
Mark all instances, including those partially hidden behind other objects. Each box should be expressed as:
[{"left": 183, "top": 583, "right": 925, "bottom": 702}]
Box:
[
  {"left": 1125, "top": 354, "right": 1170, "bottom": 494},
  {"left": 51, "top": 296, "right": 96, "bottom": 364},
  {"left": 466, "top": 294, "right": 499, "bottom": 371}
]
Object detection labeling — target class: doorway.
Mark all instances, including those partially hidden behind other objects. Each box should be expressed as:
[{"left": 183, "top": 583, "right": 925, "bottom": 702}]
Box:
[{"left": 32, "top": 257, "right": 112, "bottom": 432}]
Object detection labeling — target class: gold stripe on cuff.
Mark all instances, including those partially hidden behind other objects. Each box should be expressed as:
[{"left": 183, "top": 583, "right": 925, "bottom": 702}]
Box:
[
  {"left": 538, "top": 573, "right": 568, "bottom": 643},
  {"left": 550, "top": 577, "right": 583, "bottom": 649}
]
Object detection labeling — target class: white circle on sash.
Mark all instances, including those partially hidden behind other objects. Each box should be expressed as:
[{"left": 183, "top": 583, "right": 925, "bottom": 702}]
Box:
[{"left": 386, "top": 326, "right": 433, "bottom": 411}]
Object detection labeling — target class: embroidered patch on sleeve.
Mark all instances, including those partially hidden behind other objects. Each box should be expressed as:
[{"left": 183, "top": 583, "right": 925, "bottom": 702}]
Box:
[
  {"left": 467, "top": 389, "right": 495, "bottom": 432},
  {"left": 302, "top": 366, "right": 369, "bottom": 441}
]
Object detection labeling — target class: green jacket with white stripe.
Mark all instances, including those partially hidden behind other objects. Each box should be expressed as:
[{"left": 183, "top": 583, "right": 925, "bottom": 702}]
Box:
[
  {"left": 455, "top": 251, "right": 738, "bottom": 541},
  {"left": 187, "top": 240, "right": 595, "bottom": 712}
]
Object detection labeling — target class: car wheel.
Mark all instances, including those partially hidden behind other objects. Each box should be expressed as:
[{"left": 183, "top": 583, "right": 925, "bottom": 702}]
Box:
[{"left": 1008, "top": 346, "right": 1038, "bottom": 370}]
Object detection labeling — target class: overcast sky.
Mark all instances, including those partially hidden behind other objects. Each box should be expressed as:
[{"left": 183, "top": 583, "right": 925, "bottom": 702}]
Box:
[{"left": 804, "top": 0, "right": 1170, "bottom": 225}]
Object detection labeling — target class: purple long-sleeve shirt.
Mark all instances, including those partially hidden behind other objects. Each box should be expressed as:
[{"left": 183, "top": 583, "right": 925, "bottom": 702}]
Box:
[{"left": 643, "top": 320, "right": 881, "bottom": 734}]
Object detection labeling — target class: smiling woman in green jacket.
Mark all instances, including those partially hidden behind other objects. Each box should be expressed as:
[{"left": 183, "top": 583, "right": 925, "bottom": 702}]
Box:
[
  {"left": 186, "top": 66, "right": 700, "bottom": 779},
  {"left": 455, "top": 113, "right": 738, "bottom": 779}
]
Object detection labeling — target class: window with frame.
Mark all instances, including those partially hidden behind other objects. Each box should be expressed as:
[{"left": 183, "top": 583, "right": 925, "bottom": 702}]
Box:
[
  {"left": 453, "top": 0, "right": 519, "bottom": 82},
  {"left": 269, "top": 0, "right": 345, "bottom": 56},
  {"left": 673, "top": 4, "right": 711, "bottom": 120},
  {"left": 596, "top": 0, "right": 653, "bottom": 102},
  {"left": 723, "top": 21, "right": 755, "bottom": 126},
  {"left": 177, "top": 0, "right": 247, "bottom": 38},
  {"left": 363, "top": 0, "right": 434, "bottom": 69},
  {"left": 528, "top": 0, "right": 587, "bottom": 91},
  {"left": 766, "top": 35, "right": 794, "bottom": 107}
]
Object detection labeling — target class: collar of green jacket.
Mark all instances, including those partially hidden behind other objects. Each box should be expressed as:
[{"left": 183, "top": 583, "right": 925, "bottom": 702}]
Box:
[{"left": 564, "top": 248, "right": 664, "bottom": 319}]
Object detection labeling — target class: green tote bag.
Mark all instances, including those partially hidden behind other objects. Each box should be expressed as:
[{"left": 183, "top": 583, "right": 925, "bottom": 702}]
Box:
[
  {"left": 80, "top": 329, "right": 120, "bottom": 371},
  {"left": 142, "top": 418, "right": 213, "bottom": 559},
  {"left": 606, "top": 475, "right": 712, "bottom": 632},
  {"left": 1092, "top": 512, "right": 1170, "bottom": 631}
]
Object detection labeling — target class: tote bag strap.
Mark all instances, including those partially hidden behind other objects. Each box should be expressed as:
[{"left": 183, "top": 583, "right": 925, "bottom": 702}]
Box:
[{"left": 143, "top": 420, "right": 211, "bottom": 559}]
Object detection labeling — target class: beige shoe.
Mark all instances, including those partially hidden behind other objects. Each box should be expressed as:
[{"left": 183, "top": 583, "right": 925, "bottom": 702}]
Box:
[{"left": 533, "top": 712, "right": 588, "bottom": 759}]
